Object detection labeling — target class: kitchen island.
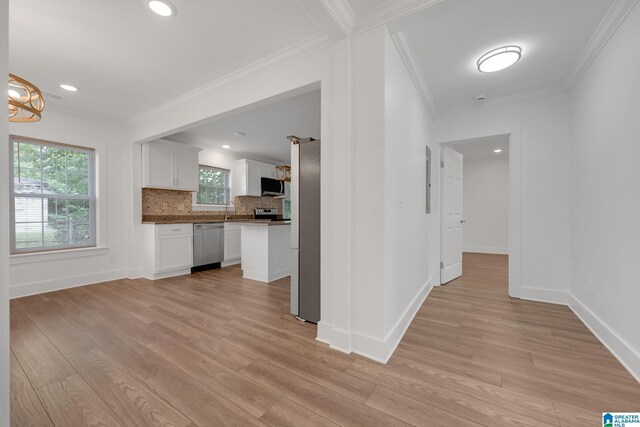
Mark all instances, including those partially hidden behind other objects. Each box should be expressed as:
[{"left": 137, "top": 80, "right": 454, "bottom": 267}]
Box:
[{"left": 239, "top": 222, "right": 291, "bottom": 282}]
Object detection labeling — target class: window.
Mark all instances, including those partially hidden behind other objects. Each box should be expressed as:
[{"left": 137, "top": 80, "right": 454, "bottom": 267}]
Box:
[
  {"left": 10, "top": 136, "right": 96, "bottom": 253},
  {"left": 197, "top": 165, "right": 231, "bottom": 205}
]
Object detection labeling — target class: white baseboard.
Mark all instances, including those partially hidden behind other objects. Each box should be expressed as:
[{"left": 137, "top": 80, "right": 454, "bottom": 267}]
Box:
[
  {"left": 127, "top": 269, "right": 143, "bottom": 279},
  {"left": 351, "top": 277, "right": 433, "bottom": 363},
  {"left": 268, "top": 269, "right": 291, "bottom": 282},
  {"left": 463, "top": 246, "right": 509, "bottom": 255},
  {"left": 316, "top": 278, "right": 433, "bottom": 364},
  {"left": 317, "top": 322, "right": 351, "bottom": 354},
  {"left": 142, "top": 268, "right": 192, "bottom": 281},
  {"left": 243, "top": 269, "right": 291, "bottom": 283},
  {"left": 221, "top": 259, "right": 241, "bottom": 267},
  {"left": 518, "top": 286, "right": 568, "bottom": 305},
  {"left": 10, "top": 268, "right": 128, "bottom": 299},
  {"left": 568, "top": 293, "right": 640, "bottom": 383}
]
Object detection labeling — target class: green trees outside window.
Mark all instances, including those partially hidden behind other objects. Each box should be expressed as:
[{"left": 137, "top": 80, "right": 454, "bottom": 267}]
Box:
[
  {"left": 197, "top": 165, "right": 231, "bottom": 205},
  {"left": 10, "top": 137, "right": 96, "bottom": 253}
]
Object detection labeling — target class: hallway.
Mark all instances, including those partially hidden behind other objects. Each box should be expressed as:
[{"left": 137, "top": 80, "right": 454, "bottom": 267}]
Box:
[{"left": 10, "top": 255, "right": 640, "bottom": 426}]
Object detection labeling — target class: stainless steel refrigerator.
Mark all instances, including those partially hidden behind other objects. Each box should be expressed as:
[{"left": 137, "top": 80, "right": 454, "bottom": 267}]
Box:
[{"left": 290, "top": 138, "right": 321, "bottom": 323}]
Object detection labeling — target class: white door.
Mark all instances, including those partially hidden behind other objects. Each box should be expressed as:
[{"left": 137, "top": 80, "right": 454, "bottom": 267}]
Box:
[{"left": 441, "top": 146, "right": 464, "bottom": 284}]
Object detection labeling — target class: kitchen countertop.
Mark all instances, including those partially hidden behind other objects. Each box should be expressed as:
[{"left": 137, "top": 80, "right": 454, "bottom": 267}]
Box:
[
  {"left": 235, "top": 220, "right": 291, "bottom": 226},
  {"left": 141, "top": 215, "right": 290, "bottom": 225}
]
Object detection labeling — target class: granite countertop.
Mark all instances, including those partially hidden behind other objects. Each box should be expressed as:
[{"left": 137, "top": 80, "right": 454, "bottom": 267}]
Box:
[
  {"left": 142, "top": 214, "right": 253, "bottom": 224},
  {"left": 141, "top": 215, "right": 290, "bottom": 225},
  {"left": 235, "top": 220, "right": 292, "bottom": 226}
]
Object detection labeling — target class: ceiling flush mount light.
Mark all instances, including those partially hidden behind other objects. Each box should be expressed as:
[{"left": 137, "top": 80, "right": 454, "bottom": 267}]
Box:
[
  {"left": 494, "top": 149, "right": 503, "bottom": 153},
  {"left": 8, "top": 73, "right": 45, "bottom": 122},
  {"left": 222, "top": 145, "right": 230, "bottom": 149},
  {"left": 477, "top": 45, "right": 522, "bottom": 73},
  {"left": 60, "top": 84, "right": 78, "bottom": 92},
  {"left": 146, "top": 0, "right": 176, "bottom": 17}
]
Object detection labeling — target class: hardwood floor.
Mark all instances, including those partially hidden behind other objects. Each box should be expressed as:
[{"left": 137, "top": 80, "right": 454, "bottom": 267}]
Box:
[{"left": 10, "top": 253, "right": 640, "bottom": 426}]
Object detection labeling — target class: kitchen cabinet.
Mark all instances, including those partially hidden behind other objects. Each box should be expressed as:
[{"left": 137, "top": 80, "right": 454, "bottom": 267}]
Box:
[
  {"left": 142, "top": 224, "right": 193, "bottom": 279},
  {"left": 223, "top": 222, "right": 241, "bottom": 265},
  {"left": 232, "top": 159, "right": 281, "bottom": 197},
  {"left": 142, "top": 140, "right": 201, "bottom": 191}
]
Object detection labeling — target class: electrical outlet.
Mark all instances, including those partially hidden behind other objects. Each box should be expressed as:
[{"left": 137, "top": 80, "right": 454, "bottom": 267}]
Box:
[
  {"left": 178, "top": 203, "right": 185, "bottom": 211},
  {"left": 109, "top": 254, "right": 117, "bottom": 263},
  {"left": 162, "top": 203, "right": 169, "bottom": 210}
]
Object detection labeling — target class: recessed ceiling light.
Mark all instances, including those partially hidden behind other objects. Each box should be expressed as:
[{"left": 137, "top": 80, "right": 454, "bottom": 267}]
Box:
[
  {"left": 146, "top": 0, "right": 176, "bottom": 17},
  {"left": 222, "top": 145, "right": 230, "bottom": 149},
  {"left": 233, "top": 132, "right": 246, "bottom": 137},
  {"left": 60, "top": 84, "right": 78, "bottom": 92},
  {"left": 494, "top": 149, "right": 503, "bottom": 153},
  {"left": 477, "top": 46, "right": 522, "bottom": 73}
]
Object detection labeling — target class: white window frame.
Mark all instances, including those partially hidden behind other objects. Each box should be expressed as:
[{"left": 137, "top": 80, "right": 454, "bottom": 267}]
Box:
[
  {"left": 9, "top": 135, "right": 97, "bottom": 254},
  {"left": 192, "top": 165, "right": 232, "bottom": 211}
]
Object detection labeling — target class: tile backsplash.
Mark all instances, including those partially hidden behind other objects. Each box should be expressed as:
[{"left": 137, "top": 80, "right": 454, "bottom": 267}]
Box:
[
  {"left": 233, "top": 196, "right": 283, "bottom": 215},
  {"left": 142, "top": 189, "right": 196, "bottom": 215},
  {"left": 142, "top": 188, "right": 282, "bottom": 217}
]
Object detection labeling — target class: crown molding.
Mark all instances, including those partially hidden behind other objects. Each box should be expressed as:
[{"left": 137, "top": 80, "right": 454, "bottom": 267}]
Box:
[
  {"left": 391, "top": 31, "right": 436, "bottom": 117},
  {"left": 320, "top": 0, "right": 355, "bottom": 36},
  {"left": 130, "top": 32, "right": 332, "bottom": 124},
  {"left": 294, "top": 0, "right": 353, "bottom": 39},
  {"left": 565, "top": 0, "right": 639, "bottom": 90},
  {"left": 437, "top": 85, "right": 568, "bottom": 118},
  {"left": 354, "top": 0, "right": 445, "bottom": 34}
]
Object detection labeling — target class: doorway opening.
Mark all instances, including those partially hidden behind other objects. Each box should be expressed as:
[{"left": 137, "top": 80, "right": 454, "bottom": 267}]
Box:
[
  {"left": 137, "top": 82, "right": 322, "bottom": 326},
  {"left": 439, "top": 134, "right": 511, "bottom": 293}
]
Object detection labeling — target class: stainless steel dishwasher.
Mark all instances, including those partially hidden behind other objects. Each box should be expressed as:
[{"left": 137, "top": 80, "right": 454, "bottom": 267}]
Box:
[{"left": 193, "top": 223, "right": 224, "bottom": 268}]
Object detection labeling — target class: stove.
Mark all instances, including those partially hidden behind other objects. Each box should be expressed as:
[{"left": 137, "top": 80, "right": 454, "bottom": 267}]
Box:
[{"left": 254, "top": 208, "right": 279, "bottom": 220}]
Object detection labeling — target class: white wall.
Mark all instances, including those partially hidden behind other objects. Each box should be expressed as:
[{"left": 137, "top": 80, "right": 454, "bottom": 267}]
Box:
[
  {"left": 433, "top": 94, "right": 572, "bottom": 303},
  {"left": 1, "top": 0, "right": 10, "bottom": 423},
  {"left": 455, "top": 145, "right": 509, "bottom": 254},
  {"left": 350, "top": 26, "right": 387, "bottom": 346},
  {"left": 8, "top": 110, "right": 131, "bottom": 298},
  {"left": 383, "top": 30, "right": 434, "bottom": 345},
  {"left": 569, "top": 3, "right": 640, "bottom": 380}
]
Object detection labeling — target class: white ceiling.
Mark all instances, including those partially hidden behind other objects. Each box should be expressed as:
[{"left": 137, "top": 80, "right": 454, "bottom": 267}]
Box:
[
  {"left": 402, "top": 0, "right": 615, "bottom": 111},
  {"left": 9, "top": 0, "right": 320, "bottom": 119},
  {"left": 167, "top": 89, "right": 321, "bottom": 164},
  {"left": 8, "top": 0, "right": 620, "bottom": 122}
]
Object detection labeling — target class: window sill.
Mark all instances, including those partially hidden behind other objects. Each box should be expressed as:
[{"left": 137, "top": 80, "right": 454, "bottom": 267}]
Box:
[
  {"left": 192, "top": 204, "right": 233, "bottom": 212},
  {"left": 9, "top": 246, "right": 109, "bottom": 265}
]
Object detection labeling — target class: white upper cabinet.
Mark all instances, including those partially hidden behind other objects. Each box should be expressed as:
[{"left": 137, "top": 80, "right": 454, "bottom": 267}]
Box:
[
  {"left": 142, "top": 140, "right": 201, "bottom": 191},
  {"left": 144, "top": 142, "right": 174, "bottom": 189},
  {"left": 233, "top": 159, "right": 282, "bottom": 197},
  {"left": 261, "top": 163, "right": 276, "bottom": 179},
  {"left": 174, "top": 147, "right": 200, "bottom": 191}
]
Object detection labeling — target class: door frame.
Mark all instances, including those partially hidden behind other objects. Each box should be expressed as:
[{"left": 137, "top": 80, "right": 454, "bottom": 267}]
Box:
[{"left": 437, "top": 127, "right": 521, "bottom": 298}]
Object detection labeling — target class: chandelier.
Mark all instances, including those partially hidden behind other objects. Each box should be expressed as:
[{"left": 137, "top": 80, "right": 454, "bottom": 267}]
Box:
[{"left": 8, "top": 73, "right": 45, "bottom": 122}]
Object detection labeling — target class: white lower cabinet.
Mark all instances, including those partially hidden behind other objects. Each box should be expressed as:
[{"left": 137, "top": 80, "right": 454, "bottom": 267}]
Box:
[
  {"left": 223, "top": 223, "right": 241, "bottom": 265},
  {"left": 143, "top": 224, "right": 193, "bottom": 279}
]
